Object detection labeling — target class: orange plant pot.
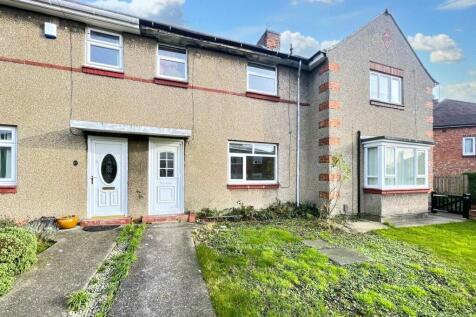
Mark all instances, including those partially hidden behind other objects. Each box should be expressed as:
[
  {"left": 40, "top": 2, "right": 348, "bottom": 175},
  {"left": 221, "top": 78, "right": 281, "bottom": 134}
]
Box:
[{"left": 56, "top": 215, "right": 79, "bottom": 229}]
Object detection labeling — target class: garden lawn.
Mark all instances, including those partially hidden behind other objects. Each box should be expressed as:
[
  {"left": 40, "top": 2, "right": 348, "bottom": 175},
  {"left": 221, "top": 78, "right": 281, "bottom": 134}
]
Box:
[{"left": 194, "top": 220, "right": 476, "bottom": 317}]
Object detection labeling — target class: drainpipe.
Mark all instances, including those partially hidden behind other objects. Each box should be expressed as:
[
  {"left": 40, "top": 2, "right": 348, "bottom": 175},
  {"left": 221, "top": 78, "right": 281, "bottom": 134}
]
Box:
[
  {"left": 296, "top": 60, "right": 302, "bottom": 206},
  {"left": 357, "top": 130, "right": 361, "bottom": 216}
]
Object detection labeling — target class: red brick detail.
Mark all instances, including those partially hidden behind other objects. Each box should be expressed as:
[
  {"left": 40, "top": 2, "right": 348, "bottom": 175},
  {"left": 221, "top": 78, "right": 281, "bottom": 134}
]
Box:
[
  {"left": 319, "top": 191, "right": 339, "bottom": 200},
  {"left": 319, "top": 100, "right": 341, "bottom": 111},
  {"left": 319, "top": 118, "right": 341, "bottom": 129},
  {"left": 433, "top": 127, "right": 476, "bottom": 176},
  {"left": 319, "top": 173, "right": 341, "bottom": 181},
  {"left": 425, "top": 130, "right": 434, "bottom": 138},
  {"left": 154, "top": 78, "right": 189, "bottom": 88},
  {"left": 425, "top": 116, "right": 433, "bottom": 124},
  {"left": 369, "top": 61, "right": 403, "bottom": 77},
  {"left": 363, "top": 188, "right": 430, "bottom": 195},
  {"left": 257, "top": 30, "right": 281, "bottom": 51},
  {"left": 227, "top": 184, "right": 280, "bottom": 190},
  {"left": 318, "top": 62, "right": 340, "bottom": 75},
  {"left": 319, "top": 81, "right": 340, "bottom": 93},
  {"left": 425, "top": 101, "right": 434, "bottom": 109},
  {"left": 245, "top": 92, "right": 281, "bottom": 102},
  {"left": 81, "top": 66, "right": 125, "bottom": 79},
  {"left": 142, "top": 214, "right": 189, "bottom": 224},
  {"left": 0, "top": 56, "right": 82, "bottom": 72},
  {"left": 0, "top": 186, "right": 16, "bottom": 194},
  {"left": 319, "top": 137, "right": 341, "bottom": 146},
  {"left": 80, "top": 216, "right": 132, "bottom": 228},
  {"left": 319, "top": 155, "right": 333, "bottom": 163}
]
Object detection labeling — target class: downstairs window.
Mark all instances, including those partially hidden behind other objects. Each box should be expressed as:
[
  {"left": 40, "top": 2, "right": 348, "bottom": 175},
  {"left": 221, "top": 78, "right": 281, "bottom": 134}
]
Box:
[
  {"left": 0, "top": 126, "right": 17, "bottom": 186},
  {"left": 364, "top": 139, "right": 430, "bottom": 190},
  {"left": 228, "top": 142, "right": 277, "bottom": 184}
]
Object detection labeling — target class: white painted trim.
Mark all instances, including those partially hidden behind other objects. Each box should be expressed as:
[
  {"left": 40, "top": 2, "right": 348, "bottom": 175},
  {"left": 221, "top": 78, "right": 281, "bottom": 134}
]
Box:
[
  {"left": 462, "top": 137, "right": 476, "bottom": 156},
  {"left": 87, "top": 136, "right": 128, "bottom": 218},
  {"left": 0, "top": 126, "right": 17, "bottom": 186},
  {"left": 85, "top": 27, "right": 123, "bottom": 72},
  {"left": 70, "top": 120, "right": 192, "bottom": 138},
  {"left": 156, "top": 44, "right": 188, "bottom": 82},
  {"left": 148, "top": 138, "right": 185, "bottom": 215}
]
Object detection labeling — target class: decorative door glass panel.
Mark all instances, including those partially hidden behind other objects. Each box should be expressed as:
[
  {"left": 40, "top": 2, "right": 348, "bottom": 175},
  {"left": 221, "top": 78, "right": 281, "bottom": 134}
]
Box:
[
  {"left": 101, "top": 154, "right": 117, "bottom": 184},
  {"left": 160, "top": 152, "right": 175, "bottom": 178}
]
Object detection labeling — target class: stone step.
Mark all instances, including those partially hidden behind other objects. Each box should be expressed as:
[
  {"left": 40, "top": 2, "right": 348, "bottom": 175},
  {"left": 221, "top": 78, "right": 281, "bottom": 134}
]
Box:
[
  {"left": 80, "top": 216, "right": 132, "bottom": 228},
  {"left": 142, "top": 213, "right": 195, "bottom": 224}
]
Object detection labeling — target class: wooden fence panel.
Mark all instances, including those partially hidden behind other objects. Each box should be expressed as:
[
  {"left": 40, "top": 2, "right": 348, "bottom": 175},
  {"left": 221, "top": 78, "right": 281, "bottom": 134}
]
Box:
[{"left": 433, "top": 175, "right": 468, "bottom": 195}]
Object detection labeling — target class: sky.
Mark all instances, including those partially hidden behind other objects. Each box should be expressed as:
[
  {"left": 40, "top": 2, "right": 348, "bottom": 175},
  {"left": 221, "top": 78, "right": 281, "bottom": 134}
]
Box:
[{"left": 82, "top": 0, "right": 476, "bottom": 103}]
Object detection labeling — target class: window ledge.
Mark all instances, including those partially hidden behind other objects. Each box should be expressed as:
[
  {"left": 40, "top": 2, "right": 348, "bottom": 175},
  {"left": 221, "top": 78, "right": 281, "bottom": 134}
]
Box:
[
  {"left": 370, "top": 100, "right": 404, "bottom": 110},
  {"left": 363, "top": 188, "right": 430, "bottom": 195},
  {"left": 227, "top": 183, "right": 280, "bottom": 190},
  {"left": 154, "top": 78, "right": 189, "bottom": 89},
  {"left": 246, "top": 92, "right": 280, "bottom": 102},
  {"left": 0, "top": 186, "right": 17, "bottom": 194},
  {"left": 82, "top": 66, "right": 125, "bottom": 79}
]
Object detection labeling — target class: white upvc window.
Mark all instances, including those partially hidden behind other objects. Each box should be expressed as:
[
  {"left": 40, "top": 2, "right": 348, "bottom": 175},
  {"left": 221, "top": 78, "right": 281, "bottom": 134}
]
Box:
[
  {"left": 86, "top": 28, "right": 123, "bottom": 71},
  {"left": 228, "top": 141, "right": 278, "bottom": 184},
  {"left": 370, "top": 71, "right": 402, "bottom": 105},
  {"left": 247, "top": 63, "right": 277, "bottom": 96},
  {"left": 0, "top": 126, "right": 17, "bottom": 186},
  {"left": 462, "top": 137, "right": 475, "bottom": 156},
  {"left": 364, "top": 140, "right": 430, "bottom": 190},
  {"left": 157, "top": 45, "right": 188, "bottom": 81}
]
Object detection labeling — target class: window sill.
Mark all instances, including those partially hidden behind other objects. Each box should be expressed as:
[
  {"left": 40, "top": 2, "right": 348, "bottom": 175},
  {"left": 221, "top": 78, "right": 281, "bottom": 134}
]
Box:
[
  {"left": 154, "top": 78, "right": 189, "bottom": 89},
  {"left": 227, "top": 183, "right": 280, "bottom": 190},
  {"left": 82, "top": 66, "right": 125, "bottom": 79},
  {"left": 370, "top": 100, "right": 404, "bottom": 110},
  {"left": 246, "top": 92, "right": 280, "bottom": 102},
  {"left": 363, "top": 188, "right": 430, "bottom": 195},
  {"left": 0, "top": 186, "right": 17, "bottom": 194}
]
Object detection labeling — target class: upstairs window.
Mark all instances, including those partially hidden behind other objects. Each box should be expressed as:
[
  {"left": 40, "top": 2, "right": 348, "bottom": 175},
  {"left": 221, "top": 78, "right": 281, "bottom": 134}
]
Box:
[
  {"left": 370, "top": 71, "right": 402, "bottom": 105},
  {"left": 463, "top": 137, "right": 475, "bottom": 156},
  {"left": 364, "top": 140, "right": 429, "bottom": 190},
  {"left": 86, "top": 28, "right": 123, "bottom": 71},
  {"left": 247, "top": 63, "right": 277, "bottom": 96},
  {"left": 0, "top": 126, "right": 17, "bottom": 186},
  {"left": 157, "top": 45, "right": 187, "bottom": 81},
  {"left": 228, "top": 142, "right": 277, "bottom": 184}
]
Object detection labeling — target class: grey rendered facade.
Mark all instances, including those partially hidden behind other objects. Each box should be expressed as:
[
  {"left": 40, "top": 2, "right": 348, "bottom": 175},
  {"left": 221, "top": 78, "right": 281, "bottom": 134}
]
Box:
[{"left": 0, "top": 0, "right": 435, "bottom": 222}]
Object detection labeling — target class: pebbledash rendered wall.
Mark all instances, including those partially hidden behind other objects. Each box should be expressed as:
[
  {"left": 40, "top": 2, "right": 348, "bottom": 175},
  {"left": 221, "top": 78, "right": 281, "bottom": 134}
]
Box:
[
  {"left": 319, "top": 12, "right": 435, "bottom": 219},
  {"left": 0, "top": 6, "right": 312, "bottom": 220}
]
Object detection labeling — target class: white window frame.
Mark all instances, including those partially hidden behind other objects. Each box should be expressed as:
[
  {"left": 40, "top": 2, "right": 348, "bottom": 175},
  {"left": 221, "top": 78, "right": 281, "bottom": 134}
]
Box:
[
  {"left": 0, "top": 126, "right": 17, "bottom": 186},
  {"left": 85, "top": 27, "right": 123, "bottom": 71},
  {"left": 228, "top": 141, "right": 278, "bottom": 185},
  {"left": 247, "top": 63, "right": 278, "bottom": 96},
  {"left": 363, "top": 140, "right": 430, "bottom": 190},
  {"left": 156, "top": 44, "right": 188, "bottom": 82},
  {"left": 462, "top": 137, "right": 476, "bottom": 156},
  {"left": 370, "top": 71, "right": 402, "bottom": 105}
]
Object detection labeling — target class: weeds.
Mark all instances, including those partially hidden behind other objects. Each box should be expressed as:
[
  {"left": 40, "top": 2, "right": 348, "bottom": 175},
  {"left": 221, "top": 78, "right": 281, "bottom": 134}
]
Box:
[{"left": 67, "top": 290, "right": 90, "bottom": 312}]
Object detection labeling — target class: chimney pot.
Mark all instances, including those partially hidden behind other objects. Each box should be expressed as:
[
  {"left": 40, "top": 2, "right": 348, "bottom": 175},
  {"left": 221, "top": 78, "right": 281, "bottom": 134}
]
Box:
[{"left": 257, "top": 30, "right": 280, "bottom": 51}]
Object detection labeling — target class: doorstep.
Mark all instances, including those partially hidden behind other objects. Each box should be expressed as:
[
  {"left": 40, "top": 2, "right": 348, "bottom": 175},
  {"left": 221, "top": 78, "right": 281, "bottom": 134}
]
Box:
[
  {"left": 80, "top": 216, "right": 133, "bottom": 228},
  {"left": 142, "top": 213, "right": 194, "bottom": 224}
]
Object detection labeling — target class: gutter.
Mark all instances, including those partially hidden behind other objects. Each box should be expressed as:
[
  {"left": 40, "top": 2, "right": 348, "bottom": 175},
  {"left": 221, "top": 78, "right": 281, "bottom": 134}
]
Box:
[{"left": 0, "top": 0, "right": 140, "bottom": 34}]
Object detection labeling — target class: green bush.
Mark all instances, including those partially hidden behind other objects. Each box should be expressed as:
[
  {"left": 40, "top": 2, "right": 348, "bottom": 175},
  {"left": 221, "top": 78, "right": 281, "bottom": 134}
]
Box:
[
  {"left": 0, "top": 263, "right": 14, "bottom": 296},
  {"left": 0, "top": 227, "right": 37, "bottom": 275},
  {"left": 0, "top": 217, "right": 16, "bottom": 228},
  {"left": 464, "top": 172, "right": 476, "bottom": 203}
]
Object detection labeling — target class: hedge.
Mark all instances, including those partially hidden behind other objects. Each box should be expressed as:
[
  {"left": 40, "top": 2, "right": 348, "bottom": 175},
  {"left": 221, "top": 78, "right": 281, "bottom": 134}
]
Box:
[{"left": 464, "top": 172, "right": 476, "bottom": 203}]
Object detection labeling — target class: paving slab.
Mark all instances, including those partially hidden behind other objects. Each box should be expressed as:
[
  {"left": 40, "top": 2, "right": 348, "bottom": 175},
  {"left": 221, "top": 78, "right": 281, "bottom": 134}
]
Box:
[
  {"left": 345, "top": 220, "right": 388, "bottom": 233},
  {"left": 303, "top": 239, "right": 333, "bottom": 249},
  {"left": 0, "top": 227, "right": 118, "bottom": 317},
  {"left": 319, "top": 247, "right": 370, "bottom": 266},
  {"left": 389, "top": 212, "right": 465, "bottom": 228},
  {"left": 110, "top": 223, "right": 215, "bottom": 317}
]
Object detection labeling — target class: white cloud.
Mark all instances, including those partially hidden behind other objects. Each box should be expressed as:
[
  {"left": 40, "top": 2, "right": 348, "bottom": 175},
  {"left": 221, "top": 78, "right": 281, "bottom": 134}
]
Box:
[
  {"left": 440, "top": 81, "right": 476, "bottom": 102},
  {"left": 90, "top": 0, "right": 185, "bottom": 23},
  {"left": 280, "top": 30, "right": 339, "bottom": 57},
  {"left": 468, "top": 70, "right": 476, "bottom": 77},
  {"left": 438, "top": 0, "right": 476, "bottom": 10},
  {"left": 407, "top": 33, "right": 463, "bottom": 63}
]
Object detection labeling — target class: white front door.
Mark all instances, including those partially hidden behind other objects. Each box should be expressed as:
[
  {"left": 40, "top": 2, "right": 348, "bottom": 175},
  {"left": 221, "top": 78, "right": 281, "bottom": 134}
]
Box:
[
  {"left": 88, "top": 136, "right": 128, "bottom": 217},
  {"left": 149, "top": 139, "right": 184, "bottom": 215}
]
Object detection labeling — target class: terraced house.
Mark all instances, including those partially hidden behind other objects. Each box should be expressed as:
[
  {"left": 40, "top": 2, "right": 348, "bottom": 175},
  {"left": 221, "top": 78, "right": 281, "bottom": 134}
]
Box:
[{"left": 0, "top": 0, "right": 436, "bottom": 223}]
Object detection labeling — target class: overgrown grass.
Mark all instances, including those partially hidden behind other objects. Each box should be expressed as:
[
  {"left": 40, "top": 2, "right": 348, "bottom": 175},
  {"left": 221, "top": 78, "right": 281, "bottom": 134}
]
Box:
[
  {"left": 67, "top": 290, "right": 90, "bottom": 312},
  {"left": 36, "top": 240, "right": 54, "bottom": 254},
  {"left": 194, "top": 220, "right": 476, "bottom": 316}
]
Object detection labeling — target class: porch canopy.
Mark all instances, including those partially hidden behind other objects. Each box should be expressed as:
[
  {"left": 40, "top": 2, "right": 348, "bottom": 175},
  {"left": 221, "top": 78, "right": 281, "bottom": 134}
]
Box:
[{"left": 70, "top": 120, "right": 192, "bottom": 138}]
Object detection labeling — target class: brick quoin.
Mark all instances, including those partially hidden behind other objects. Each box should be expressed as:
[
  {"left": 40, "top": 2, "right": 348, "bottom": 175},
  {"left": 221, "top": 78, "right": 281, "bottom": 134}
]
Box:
[
  {"left": 319, "top": 191, "right": 340, "bottom": 200},
  {"left": 319, "top": 81, "right": 340, "bottom": 93},
  {"left": 319, "top": 118, "right": 342, "bottom": 129},
  {"left": 319, "top": 173, "right": 341, "bottom": 181},
  {"left": 318, "top": 62, "right": 340, "bottom": 75},
  {"left": 425, "top": 130, "right": 434, "bottom": 138},
  {"left": 319, "top": 100, "right": 341, "bottom": 111},
  {"left": 319, "top": 155, "right": 333, "bottom": 163},
  {"left": 425, "top": 101, "right": 434, "bottom": 109},
  {"left": 434, "top": 127, "right": 476, "bottom": 176},
  {"left": 369, "top": 61, "right": 404, "bottom": 77},
  {"left": 319, "top": 137, "right": 341, "bottom": 146}
]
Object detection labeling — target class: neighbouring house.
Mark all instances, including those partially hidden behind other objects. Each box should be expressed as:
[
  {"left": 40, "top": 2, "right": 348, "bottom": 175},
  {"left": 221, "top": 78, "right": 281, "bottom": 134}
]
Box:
[
  {"left": 0, "top": 0, "right": 436, "bottom": 223},
  {"left": 433, "top": 99, "right": 476, "bottom": 176}
]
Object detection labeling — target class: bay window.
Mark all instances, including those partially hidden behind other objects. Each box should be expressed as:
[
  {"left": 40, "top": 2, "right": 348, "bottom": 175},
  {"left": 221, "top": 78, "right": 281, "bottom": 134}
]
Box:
[
  {"left": 370, "top": 71, "right": 402, "bottom": 105},
  {"left": 0, "top": 126, "right": 17, "bottom": 186},
  {"left": 228, "top": 142, "right": 277, "bottom": 184},
  {"left": 364, "top": 139, "right": 430, "bottom": 190}
]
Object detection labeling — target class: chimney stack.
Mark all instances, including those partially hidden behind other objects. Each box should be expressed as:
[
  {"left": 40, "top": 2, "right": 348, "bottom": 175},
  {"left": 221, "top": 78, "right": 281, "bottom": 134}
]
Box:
[{"left": 257, "top": 30, "right": 280, "bottom": 51}]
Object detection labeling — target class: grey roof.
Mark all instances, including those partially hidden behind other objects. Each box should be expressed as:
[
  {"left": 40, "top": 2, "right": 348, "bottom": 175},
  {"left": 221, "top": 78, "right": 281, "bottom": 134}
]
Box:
[{"left": 434, "top": 99, "right": 476, "bottom": 128}]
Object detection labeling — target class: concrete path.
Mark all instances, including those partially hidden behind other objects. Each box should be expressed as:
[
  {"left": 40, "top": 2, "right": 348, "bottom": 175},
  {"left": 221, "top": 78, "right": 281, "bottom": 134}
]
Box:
[
  {"left": 390, "top": 212, "right": 465, "bottom": 228},
  {"left": 0, "top": 227, "right": 118, "bottom": 317},
  {"left": 111, "top": 223, "right": 215, "bottom": 317}
]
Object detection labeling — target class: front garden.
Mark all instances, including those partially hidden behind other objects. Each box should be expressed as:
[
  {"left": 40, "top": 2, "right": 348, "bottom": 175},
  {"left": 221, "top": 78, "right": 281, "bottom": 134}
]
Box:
[{"left": 194, "top": 219, "right": 476, "bottom": 316}]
